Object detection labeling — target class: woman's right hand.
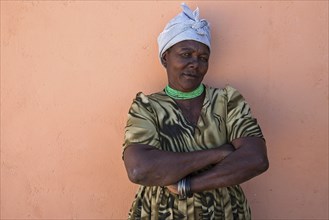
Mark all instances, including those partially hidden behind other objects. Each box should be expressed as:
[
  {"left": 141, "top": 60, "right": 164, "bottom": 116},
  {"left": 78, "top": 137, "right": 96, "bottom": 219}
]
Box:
[{"left": 166, "top": 183, "right": 178, "bottom": 195}]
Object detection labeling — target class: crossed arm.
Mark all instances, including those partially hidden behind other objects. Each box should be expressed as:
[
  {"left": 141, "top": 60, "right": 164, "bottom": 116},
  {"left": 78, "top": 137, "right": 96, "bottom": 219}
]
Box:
[{"left": 123, "top": 136, "right": 269, "bottom": 192}]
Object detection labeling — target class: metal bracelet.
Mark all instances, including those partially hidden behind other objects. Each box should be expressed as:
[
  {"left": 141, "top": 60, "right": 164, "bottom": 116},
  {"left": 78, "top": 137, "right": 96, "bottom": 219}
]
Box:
[
  {"left": 185, "top": 175, "right": 193, "bottom": 198},
  {"left": 178, "top": 178, "right": 187, "bottom": 200}
]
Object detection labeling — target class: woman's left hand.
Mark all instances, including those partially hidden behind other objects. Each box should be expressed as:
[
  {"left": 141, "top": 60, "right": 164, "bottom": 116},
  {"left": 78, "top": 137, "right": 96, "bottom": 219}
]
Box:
[{"left": 166, "top": 184, "right": 178, "bottom": 194}]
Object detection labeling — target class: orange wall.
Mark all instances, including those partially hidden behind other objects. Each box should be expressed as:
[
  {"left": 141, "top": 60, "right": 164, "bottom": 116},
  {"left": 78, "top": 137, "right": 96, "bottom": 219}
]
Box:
[{"left": 1, "top": 1, "right": 328, "bottom": 219}]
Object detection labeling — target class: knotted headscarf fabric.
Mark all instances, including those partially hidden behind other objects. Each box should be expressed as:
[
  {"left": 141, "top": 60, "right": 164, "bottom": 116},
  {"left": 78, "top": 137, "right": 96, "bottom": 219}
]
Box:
[{"left": 157, "top": 3, "right": 211, "bottom": 60}]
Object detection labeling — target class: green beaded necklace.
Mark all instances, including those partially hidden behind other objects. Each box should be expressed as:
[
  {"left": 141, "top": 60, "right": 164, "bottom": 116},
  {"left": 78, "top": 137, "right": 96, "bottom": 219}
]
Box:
[{"left": 165, "top": 84, "right": 204, "bottom": 100}]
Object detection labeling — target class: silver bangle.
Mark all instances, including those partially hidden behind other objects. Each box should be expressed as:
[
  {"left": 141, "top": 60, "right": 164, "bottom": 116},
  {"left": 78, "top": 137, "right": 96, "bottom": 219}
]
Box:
[
  {"left": 178, "top": 178, "right": 186, "bottom": 200},
  {"left": 185, "top": 175, "right": 192, "bottom": 198}
]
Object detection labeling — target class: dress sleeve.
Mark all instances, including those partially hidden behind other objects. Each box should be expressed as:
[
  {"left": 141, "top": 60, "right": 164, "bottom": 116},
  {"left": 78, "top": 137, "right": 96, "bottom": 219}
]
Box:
[
  {"left": 225, "top": 86, "right": 264, "bottom": 142},
  {"left": 123, "top": 92, "right": 161, "bottom": 153}
]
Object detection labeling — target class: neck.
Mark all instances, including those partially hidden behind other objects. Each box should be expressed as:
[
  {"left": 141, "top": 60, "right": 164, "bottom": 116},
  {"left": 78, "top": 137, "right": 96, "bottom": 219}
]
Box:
[{"left": 165, "top": 84, "right": 204, "bottom": 100}]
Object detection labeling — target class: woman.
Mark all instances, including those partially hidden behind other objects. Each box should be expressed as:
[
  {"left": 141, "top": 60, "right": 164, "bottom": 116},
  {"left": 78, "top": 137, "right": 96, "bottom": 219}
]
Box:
[{"left": 123, "top": 3, "right": 269, "bottom": 220}]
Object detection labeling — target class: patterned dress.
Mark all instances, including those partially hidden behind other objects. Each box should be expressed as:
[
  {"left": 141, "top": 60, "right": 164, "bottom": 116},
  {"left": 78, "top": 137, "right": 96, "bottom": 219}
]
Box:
[{"left": 123, "top": 85, "right": 264, "bottom": 220}]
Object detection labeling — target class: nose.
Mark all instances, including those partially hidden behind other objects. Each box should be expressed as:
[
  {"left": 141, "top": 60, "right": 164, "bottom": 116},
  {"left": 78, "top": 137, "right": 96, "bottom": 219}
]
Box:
[{"left": 188, "top": 56, "right": 199, "bottom": 69}]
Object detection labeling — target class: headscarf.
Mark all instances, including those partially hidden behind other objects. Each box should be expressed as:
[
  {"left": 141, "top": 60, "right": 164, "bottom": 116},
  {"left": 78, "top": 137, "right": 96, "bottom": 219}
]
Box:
[{"left": 157, "top": 3, "right": 211, "bottom": 60}]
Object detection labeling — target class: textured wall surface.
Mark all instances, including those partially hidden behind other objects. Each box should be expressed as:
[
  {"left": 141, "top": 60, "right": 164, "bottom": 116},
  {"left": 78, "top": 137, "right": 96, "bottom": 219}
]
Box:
[{"left": 1, "top": 1, "right": 328, "bottom": 219}]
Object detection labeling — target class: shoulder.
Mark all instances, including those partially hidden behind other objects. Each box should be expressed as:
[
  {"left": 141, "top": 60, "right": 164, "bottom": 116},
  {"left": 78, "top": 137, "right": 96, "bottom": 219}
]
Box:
[
  {"left": 128, "top": 92, "right": 154, "bottom": 116},
  {"left": 133, "top": 90, "right": 168, "bottom": 105},
  {"left": 205, "top": 84, "right": 243, "bottom": 102},
  {"left": 129, "top": 90, "right": 169, "bottom": 112}
]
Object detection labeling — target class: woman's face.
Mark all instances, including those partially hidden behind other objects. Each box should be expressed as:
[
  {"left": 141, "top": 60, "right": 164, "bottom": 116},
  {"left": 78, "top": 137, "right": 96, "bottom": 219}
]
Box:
[{"left": 162, "top": 40, "right": 210, "bottom": 92}]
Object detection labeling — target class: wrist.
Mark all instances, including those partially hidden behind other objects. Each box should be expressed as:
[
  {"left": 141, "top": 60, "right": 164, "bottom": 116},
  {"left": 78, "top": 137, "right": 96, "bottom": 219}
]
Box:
[{"left": 178, "top": 176, "right": 193, "bottom": 199}]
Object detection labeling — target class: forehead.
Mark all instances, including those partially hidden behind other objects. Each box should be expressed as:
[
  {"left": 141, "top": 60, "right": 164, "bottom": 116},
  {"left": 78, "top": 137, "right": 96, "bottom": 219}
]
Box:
[{"left": 170, "top": 40, "right": 210, "bottom": 54}]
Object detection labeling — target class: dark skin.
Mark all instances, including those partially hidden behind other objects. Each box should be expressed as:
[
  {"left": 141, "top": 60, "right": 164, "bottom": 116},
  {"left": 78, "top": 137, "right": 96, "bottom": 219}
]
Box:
[
  {"left": 162, "top": 40, "right": 209, "bottom": 126},
  {"left": 124, "top": 40, "right": 269, "bottom": 194}
]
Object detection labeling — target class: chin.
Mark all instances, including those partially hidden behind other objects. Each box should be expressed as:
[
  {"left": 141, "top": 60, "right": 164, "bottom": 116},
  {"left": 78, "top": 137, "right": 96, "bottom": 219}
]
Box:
[{"left": 181, "top": 82, "right": 201, "bottom": 92}]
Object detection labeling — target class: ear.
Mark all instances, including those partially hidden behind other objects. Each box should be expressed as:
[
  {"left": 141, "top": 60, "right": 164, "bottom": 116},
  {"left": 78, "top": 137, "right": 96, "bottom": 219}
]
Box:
[{"left": 161, "top": 51, "right": 168, "bottom": 68}]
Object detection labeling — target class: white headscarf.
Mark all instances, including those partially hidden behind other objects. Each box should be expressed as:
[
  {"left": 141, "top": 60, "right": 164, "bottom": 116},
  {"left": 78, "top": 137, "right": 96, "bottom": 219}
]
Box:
[{"left": 157, "top": 3, "right": 211, "bottom": 60}]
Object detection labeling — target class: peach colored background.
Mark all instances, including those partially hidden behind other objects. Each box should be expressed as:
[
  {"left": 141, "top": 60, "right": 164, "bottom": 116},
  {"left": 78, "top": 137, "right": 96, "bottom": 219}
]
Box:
[{"left": 1, "top": 1, "right": 328, "bottom": 219}]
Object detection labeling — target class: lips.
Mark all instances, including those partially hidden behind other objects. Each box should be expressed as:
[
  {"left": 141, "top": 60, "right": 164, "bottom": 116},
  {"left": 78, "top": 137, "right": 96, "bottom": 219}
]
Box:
[{"left": 182, "top": 72, "right": 198, "bottom": 79}]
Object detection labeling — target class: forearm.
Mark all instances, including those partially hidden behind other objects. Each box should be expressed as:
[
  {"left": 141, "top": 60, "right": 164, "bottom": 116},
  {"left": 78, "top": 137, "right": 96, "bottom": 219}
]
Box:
[
  {"left": 190, "top": 138, "right": 269, "bottom": 192},
  {"left": 124, "top": 143, "right": 234, "bottom": 186}
]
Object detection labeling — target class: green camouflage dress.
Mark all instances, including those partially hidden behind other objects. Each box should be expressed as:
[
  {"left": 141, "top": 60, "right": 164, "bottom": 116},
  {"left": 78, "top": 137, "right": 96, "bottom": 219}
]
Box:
[{"left": 123, "top": 85, "right": 264, "bottom": 220}]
